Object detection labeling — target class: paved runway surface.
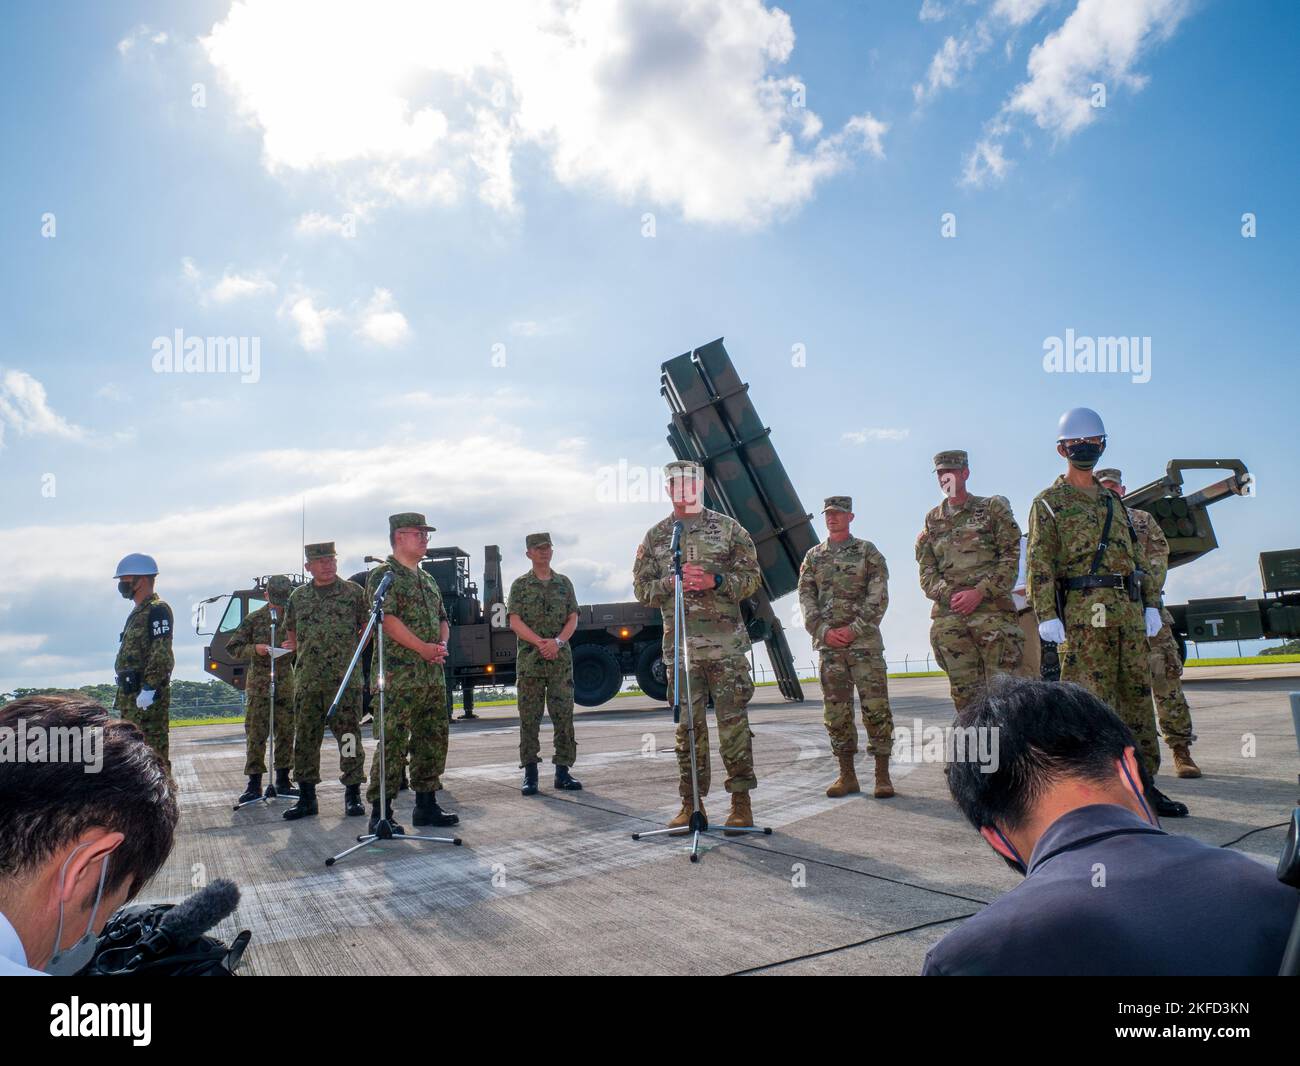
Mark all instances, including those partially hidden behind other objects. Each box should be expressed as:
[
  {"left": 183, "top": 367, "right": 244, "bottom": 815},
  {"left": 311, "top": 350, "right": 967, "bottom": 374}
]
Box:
[{"left": 151, "top": 670, "right": 1300, "bottom": 975}]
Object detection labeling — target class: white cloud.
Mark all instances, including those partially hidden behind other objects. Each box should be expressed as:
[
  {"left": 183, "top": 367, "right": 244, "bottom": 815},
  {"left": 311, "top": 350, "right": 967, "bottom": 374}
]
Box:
[
  {"left": 355, "top": 288, "right": 411, "bottom": 348},
  {"left": 200, "top": 0, "right": 885, "bottom": 228},
  {"left": 210, "top": 271, "right": 277, "bottom": 304},
  {"left": 279, "top": 291, "right": 344, "bottom": 352},
  {"left": 919, "top": 1, "right": 949, "bottom": 22},
  {"left": 913, "top": 0, "right": 1049, "bottom": 105},
  {"left": 295, "top": 211, "right": 358, "bottom": 238},
  {"left": 117, "top": 25, "right": 169, "bottom": 57},
  {"left": 0, "top": 370, "right": 87, "bottom": 447},
  {"left": 842, "top": 427, "right": 910, "bottom": 444}
]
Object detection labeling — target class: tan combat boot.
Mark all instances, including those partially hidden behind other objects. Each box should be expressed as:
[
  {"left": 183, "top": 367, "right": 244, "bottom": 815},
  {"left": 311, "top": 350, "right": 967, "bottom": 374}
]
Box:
[
  {"left": 723, "top": 792, "right": 754, "bottom": 835},
  {"left": 826, "top": 752, "right": 861, "bottom": 798},
  {"left": 1171, "top": 745, "right": 1201, "bottom": 779},
  {"left": 667, "top": 797, "right": 705, "bottom": 831},
  {"left": 873, "top": 754, "right": 895, "bottom": 798}
]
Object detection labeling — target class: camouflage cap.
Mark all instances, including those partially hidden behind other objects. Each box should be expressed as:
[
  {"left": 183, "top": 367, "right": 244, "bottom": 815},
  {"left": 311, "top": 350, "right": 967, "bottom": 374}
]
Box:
[
  {"left": 265, "top": 574, "right": 293, "bottom": 602},
  {"left": 663, "top": 459, "right": 703, "bottom": 480},
  {"left": 933, "top": 450, "right": 969, "bottom": 471},
  {"left": 388, "top": 512, "right": 436, "bottom": 534},
  {"left": 823, "top": 496, "right": 853, "bottom": 513},
  {"left": 525, "top": 532, "right": 553, "bottom": 549},
  {"left": 304, "top": 542, "right": 336, "bottom": 561},
  {"left": 1094, "top": 468, "right": 1123, "bottom": 485}
]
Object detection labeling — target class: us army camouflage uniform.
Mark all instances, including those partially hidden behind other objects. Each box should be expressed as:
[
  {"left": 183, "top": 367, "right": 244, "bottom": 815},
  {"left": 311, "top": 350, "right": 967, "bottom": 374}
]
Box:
[
  {"left": 1027, "top": 475, "right": 1163, "bottom": 774},
  {"left": 287, "top": 578, "right": 367, "bottom": 787},
  {"left": 633, "top": 507, "right": 762, "bottom": 797},
  {"left": 916, "top": 495, "right": 1024, "bottom": 710},
  {"left": 226, "top": 602, "right": 295, "bottom": 776},
  {"left": 365, "top": 556, "right": 450, "bottom": 803},
  {"left": 798, "top": 537, "right": 894, "bottom": 757},
  {"left": 114, "top": 592, "right": 174, "bottom": 768},
  {"left": 1126, "top": 507, "right": 1196, "bottom": 750},
  {"left": 508, "top": 569, "right": 579, "bottom": 768}
]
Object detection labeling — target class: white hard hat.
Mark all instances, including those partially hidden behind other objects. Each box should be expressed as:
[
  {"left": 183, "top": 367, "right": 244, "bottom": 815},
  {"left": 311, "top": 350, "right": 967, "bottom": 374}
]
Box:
[
  {"left": 113, "top": 553, "right": 159, "bottom": 579},
  {"left": 1056, "top": 407, "right": 1106, "bottom": 441}
]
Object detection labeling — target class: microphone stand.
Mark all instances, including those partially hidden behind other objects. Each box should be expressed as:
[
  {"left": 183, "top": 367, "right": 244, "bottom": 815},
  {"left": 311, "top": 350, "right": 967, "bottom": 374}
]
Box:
[
  {"left": 234, "top": 604, "right": 291, "bottom": 810},
  {"left": 631, "top": 518, "right": 772, "bottom": 862},
  {"left": 325, "top": 574, "right": 462, "bottom": 866}
]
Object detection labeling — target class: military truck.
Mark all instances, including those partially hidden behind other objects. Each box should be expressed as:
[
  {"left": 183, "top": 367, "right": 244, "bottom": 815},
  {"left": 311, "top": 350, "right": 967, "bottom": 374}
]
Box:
[{"left": 199, "top": 338, "right": 815, "bottom": 711}]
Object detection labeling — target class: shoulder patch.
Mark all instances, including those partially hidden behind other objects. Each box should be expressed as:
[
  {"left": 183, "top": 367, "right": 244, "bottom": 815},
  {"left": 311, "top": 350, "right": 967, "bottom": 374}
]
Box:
[{"left": 147, "top": 602, "right": 173, "bottom": 640}]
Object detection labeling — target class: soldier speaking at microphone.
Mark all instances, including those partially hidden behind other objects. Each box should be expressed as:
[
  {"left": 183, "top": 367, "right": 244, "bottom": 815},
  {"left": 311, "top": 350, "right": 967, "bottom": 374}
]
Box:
[
  {"left": 112, "top": 553, "right": 174, "bottom": 769},
  {"left": 632, "top": 460, "right": 762, "bottom": 834}
]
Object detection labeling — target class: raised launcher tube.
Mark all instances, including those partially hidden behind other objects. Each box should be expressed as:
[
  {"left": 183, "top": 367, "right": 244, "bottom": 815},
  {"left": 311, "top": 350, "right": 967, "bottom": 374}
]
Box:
[
  {"left": 660, "top": 337, "right": 819, "bottom": 701},
  {"left": 1122, "top": 459, "right": 1252, "bottom": 570}
]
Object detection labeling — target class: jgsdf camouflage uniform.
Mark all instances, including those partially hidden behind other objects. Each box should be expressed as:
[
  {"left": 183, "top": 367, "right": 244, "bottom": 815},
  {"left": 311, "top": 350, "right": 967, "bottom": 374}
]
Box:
[
  {"left": 114, "top": 592, "right": 174, "bottom": 768},
  {"left": 798, "top": 501, "right": 894, "bottom": 760},
  {"left": 916, "top": 451, "right": 1024, "bottom": 710},
  {"left": 508, "top": 539, "right": 580, "bottom": 769},
  {"left": 633, "top": 483, "right": 762, "bottom": 800},
  {"left": 226, "top": 576, "right": 295, "bottom": 776},
  {"left": 1027, "top": 476, "right": 1163, "bottom": 773},
  {"left": 287, "top": 544, "right": 367, "bottom": 787},
  {"left": 365, "top": 523, "right": 451, "bottom": 804}
]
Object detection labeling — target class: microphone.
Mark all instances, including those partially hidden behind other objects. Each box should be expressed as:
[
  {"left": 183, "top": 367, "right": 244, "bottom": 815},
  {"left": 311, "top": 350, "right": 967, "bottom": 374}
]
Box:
[
  {"left": 269, "top": 605, "right": 279, "bottom": 623},
  {"left": 372, "top": 571, "right": 395, "bottom": 605},
  {"left": 670, "top": 520, "right": 683, "bottom": 555},
  {"left": 152, "top": 879, "right": 240, "bottom": 949}
]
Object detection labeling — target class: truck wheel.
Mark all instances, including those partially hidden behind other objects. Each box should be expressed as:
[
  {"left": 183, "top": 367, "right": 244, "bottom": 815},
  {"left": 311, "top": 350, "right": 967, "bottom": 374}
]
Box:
[
  {"left": 572, "top": 644, "right": 623, "bottom": 707},
  {"left": 635, "top": 643, "right": 668, "bottom": 702}
]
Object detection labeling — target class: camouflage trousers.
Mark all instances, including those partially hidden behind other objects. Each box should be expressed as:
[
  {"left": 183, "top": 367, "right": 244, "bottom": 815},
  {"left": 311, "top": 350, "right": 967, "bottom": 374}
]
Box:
[
  {"left": 1149, "top": 625, "right": 1195, "bottom": 748},
  {"left": 818, "top": 646, "right": 894, "bottom": 757},
  {"left": 1061, "top": 624, "right": 1161, "bottom": 775},
  {"left": 243, "top": 684, "right": 295, "bottom": 775},
  {"left": 1014, "top": 609, "right": 1041, "bottom": 680},
  {"left": 930, "top": 609, "right": 1024, "bottom": 711},
  {"left": 291, "top": 683, "right": 366, "bottom": 787},
  {"left": 116, "top": 685, "right": 171, "bottom": 770},
  {"left": 517, "top": 661, "right": 577, "bottom": 768},
  {"left": 666, "top": 655, "right": 756, "bottom": 797},
  {"left": 367, "top": 676, "right": 449, "bottom": 803}
]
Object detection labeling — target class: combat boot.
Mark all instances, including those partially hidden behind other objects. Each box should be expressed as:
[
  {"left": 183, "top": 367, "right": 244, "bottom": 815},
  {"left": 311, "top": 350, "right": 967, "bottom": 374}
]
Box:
[
  {"left": 825, "top": 753, "right": 860, "bottom": 798},
  {"left": 668, "top": 797, "right": 705, "bottom": 830},
  {"left": 398, "top": 770, "right": 409, "bottom": 792},
  {"left": 1147, "top": 784, "right": 1188, "bottom": 818},
  {"left": 282, "top": 781, "right": 318, "bottom": 821},
  {"left": 554, "top": 765, "right": 583, "bottom": 790},
  {"left": 237, "top": 774, "right": 262, "bottom": 805},
  {"left": 413, "top": 790, "right": 460, "bottom": 827},
  {"left": 873, "top": 754, "right": 895, "bottom": 799},
  {"left": 724, "top": 792, "right": 754, "bottom": 835},
  {"left": 521, "top": 762, "right": 539, "bottom": 796},
  {"left": 274, "top": 768, "right": 298, "bottom": 797},
  {"left": 1171, "top": 745, "right": 1201, "bottom": 779},
  {"left": 343, "top": 783, "right": 365, "bottom": 816},
  {"left": 369, "top": 800, "right": 405, "bottom": 835}
]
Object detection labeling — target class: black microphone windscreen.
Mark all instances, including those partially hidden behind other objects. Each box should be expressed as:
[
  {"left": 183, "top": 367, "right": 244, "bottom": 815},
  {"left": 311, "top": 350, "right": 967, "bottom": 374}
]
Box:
[{"left": 156, "top": 879, "right": 240, "bottom": 947}]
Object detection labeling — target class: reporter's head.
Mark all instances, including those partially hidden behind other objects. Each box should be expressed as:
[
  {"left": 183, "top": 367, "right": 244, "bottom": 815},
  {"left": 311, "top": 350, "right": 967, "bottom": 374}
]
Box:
[
  {"left": 0, "top": 694, "right": 178, "bottom": 974},
  {"left": 944, "top": 676, "right": 1152, "bottom": 874}
]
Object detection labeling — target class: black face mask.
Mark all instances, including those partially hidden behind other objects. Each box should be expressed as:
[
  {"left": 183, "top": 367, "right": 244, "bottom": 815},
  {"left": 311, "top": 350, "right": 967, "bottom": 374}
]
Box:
[
  {"left": 117, "top": 579, "right": 136, "bottom": 599},
  {"left": 1064, "top": 440, "right": 1105, "bottom": 470}
]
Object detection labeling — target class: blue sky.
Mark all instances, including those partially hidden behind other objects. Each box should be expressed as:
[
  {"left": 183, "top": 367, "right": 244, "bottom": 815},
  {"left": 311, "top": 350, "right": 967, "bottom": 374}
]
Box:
[{"left": 1, "top": 0, "right": 1297, "bottom": 691}]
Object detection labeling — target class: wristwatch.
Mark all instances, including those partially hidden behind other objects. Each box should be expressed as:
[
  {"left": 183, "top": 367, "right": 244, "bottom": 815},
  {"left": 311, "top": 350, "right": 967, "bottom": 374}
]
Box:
[{"left": 556, "top": 637, "right": 567, "bottom": 648}]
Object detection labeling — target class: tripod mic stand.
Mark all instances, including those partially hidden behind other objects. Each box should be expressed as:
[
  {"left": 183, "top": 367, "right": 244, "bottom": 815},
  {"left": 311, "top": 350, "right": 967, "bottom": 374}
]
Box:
[
  {"left": 234, "top": 605, "right": 291, "bottom": 810},
  {"left": 325, "top": 572, "right": 462, "bottom": 866},
  {"left": 631, "top": 520, "right": 771, "bottom": 862}
]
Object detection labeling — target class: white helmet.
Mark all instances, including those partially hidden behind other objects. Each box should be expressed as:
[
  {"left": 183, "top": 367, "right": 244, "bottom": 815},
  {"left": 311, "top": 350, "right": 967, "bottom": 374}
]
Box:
[
  {"left": 113, "top": 553, "right": 159, "bottom": 579},
  {"left": 1056, "top": 407, "right": 1106, "bottom": 441}
]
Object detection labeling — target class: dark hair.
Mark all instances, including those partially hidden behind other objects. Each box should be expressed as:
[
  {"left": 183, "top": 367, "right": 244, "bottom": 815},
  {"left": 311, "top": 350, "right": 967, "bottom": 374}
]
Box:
[
  {"left": 0, "top": 694, "right": 179, "bottom": 899},
  {"left": 944, "top": 676, "right": 1137, "bottom": 832}
]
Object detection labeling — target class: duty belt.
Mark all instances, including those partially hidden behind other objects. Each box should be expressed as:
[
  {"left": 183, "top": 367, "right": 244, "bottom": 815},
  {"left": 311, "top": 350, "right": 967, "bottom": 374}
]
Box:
[{"left": 1062, "top": 574, "right": 1126, "bottom": 591}]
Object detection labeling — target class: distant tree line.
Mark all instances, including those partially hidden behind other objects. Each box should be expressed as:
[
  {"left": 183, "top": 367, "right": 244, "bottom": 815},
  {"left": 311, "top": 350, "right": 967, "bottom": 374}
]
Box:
[{"left": 1, "top": 679, "right": 243, "bottom": 717}]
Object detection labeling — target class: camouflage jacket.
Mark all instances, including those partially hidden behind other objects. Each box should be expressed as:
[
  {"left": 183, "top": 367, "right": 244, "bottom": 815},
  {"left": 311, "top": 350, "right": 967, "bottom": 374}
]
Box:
[
  {"left": 366, "top": 556, "right": 448, "bottom": 689},
  {"left": 508, "top": 570, "right": 579, "bottom": 677},
  {"left": 285, "top": 577, "right": 367, "bottom": 692},
  {"left": 797, "top": 536, "right": 889, "bottom": 653},
  {"left": 114, "top": 593, "right": 174, "bottom": 692},
  {"left": 225, "top": 603, "right": 295, "bottom": 698},
  {"left": 1126, "top": 507, "right": 1175, "bottom": 628},
  {"left": 1027, "top": 476, "right": 1158, "bottom": 629},
  {"left": 632, "top": 508, "right": 761, "bottom": 661},
  {"left": 915, "top": 494, "right": 1021, "bottom": 619}
]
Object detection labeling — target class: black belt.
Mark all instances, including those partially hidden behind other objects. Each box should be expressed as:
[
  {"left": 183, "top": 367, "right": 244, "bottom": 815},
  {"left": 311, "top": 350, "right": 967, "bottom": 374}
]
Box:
[{"left": 1062, "top": 575, "right": 1126, "bottom": 591}]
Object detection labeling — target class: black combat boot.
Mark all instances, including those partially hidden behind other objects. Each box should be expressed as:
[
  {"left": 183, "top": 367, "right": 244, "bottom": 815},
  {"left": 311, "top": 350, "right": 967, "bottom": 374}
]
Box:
[
  {"left": 398, "top": 770, "right": 409, "bottom": 792},
  {"left": 413, "top": 790, "right": 459, "bottom": 826},
  {"left": 282, "top": 781, "right": 318, "bottom": 820},
  {"left": 343, "top": 783, "right": 366, "bottom": 816},
  {"left": 368, "top": 799, "right": 405, "bottom": 835},
  {"left": 237, "top": 774, "right": 263, "bottom": 805},
  {"left": 1147, "top": 784, "right": 1188, "bottom": 818},
  {"left": 274, "top": 768, "right": 298, "bottom": 797},
  {"left": 521, "top": 762, "right": 539, "bottom": 796},
  {"left": 554, "top": 765, "right": 583, "bottom": 791}
]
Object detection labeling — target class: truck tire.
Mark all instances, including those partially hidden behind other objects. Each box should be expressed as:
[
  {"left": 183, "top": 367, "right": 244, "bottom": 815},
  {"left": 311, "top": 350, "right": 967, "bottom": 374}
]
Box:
[
  {"left": 572, "top": 644, "right": 623, "bottom": 707},
  {"left": 634, "top": 643, "right": 668, "bottom": 702}
]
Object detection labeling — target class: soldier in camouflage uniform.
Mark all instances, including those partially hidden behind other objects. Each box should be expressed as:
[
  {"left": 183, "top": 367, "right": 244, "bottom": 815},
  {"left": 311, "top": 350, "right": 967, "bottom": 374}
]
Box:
[
  {"left": 1097, "top": 469, "right": 1200, "bottom": 778},
  {"left": 226, "top": 574, "right": 298, "bottom": 804},
  {"left": 112, "top": 553, "right": 174, "bottom": 769},
  {"left": 1027, "top": 408, "right": 1188, "bottom": 817},
  {"left": 364, "top": 513, "right": 459, "bottom": 833},
  {"left": 508, "top": 532, "right": 582, "bottom": 796},
  {"left": 633, "top": 460, "right": 763, "bottom": 834},
  {"left": 799, "top": 497, "right": 896, "bottom": 799},
  {"left": 915, "top": 451, "right": 1024, "bottom": 711},
  {"left": 282, "top": 542, "right": 368, "bottom": 821}
]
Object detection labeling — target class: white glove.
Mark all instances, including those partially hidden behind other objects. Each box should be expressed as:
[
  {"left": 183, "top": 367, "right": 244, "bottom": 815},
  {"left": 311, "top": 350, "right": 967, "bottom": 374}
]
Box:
[
  {"left": 1144, "top": 608, "right": 1162, "bottom": 638},
  {"left": 136, "top": 688, "right": 155, "bottom": 710},
  {"left": 1038, "top": 618, "right": 1065, "bottom": 644}
]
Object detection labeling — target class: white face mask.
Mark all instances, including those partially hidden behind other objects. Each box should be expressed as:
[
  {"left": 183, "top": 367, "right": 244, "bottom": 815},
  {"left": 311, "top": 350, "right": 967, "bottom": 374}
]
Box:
[{"left": 45, "top": 843, "right": 110, "bottom": 976}]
